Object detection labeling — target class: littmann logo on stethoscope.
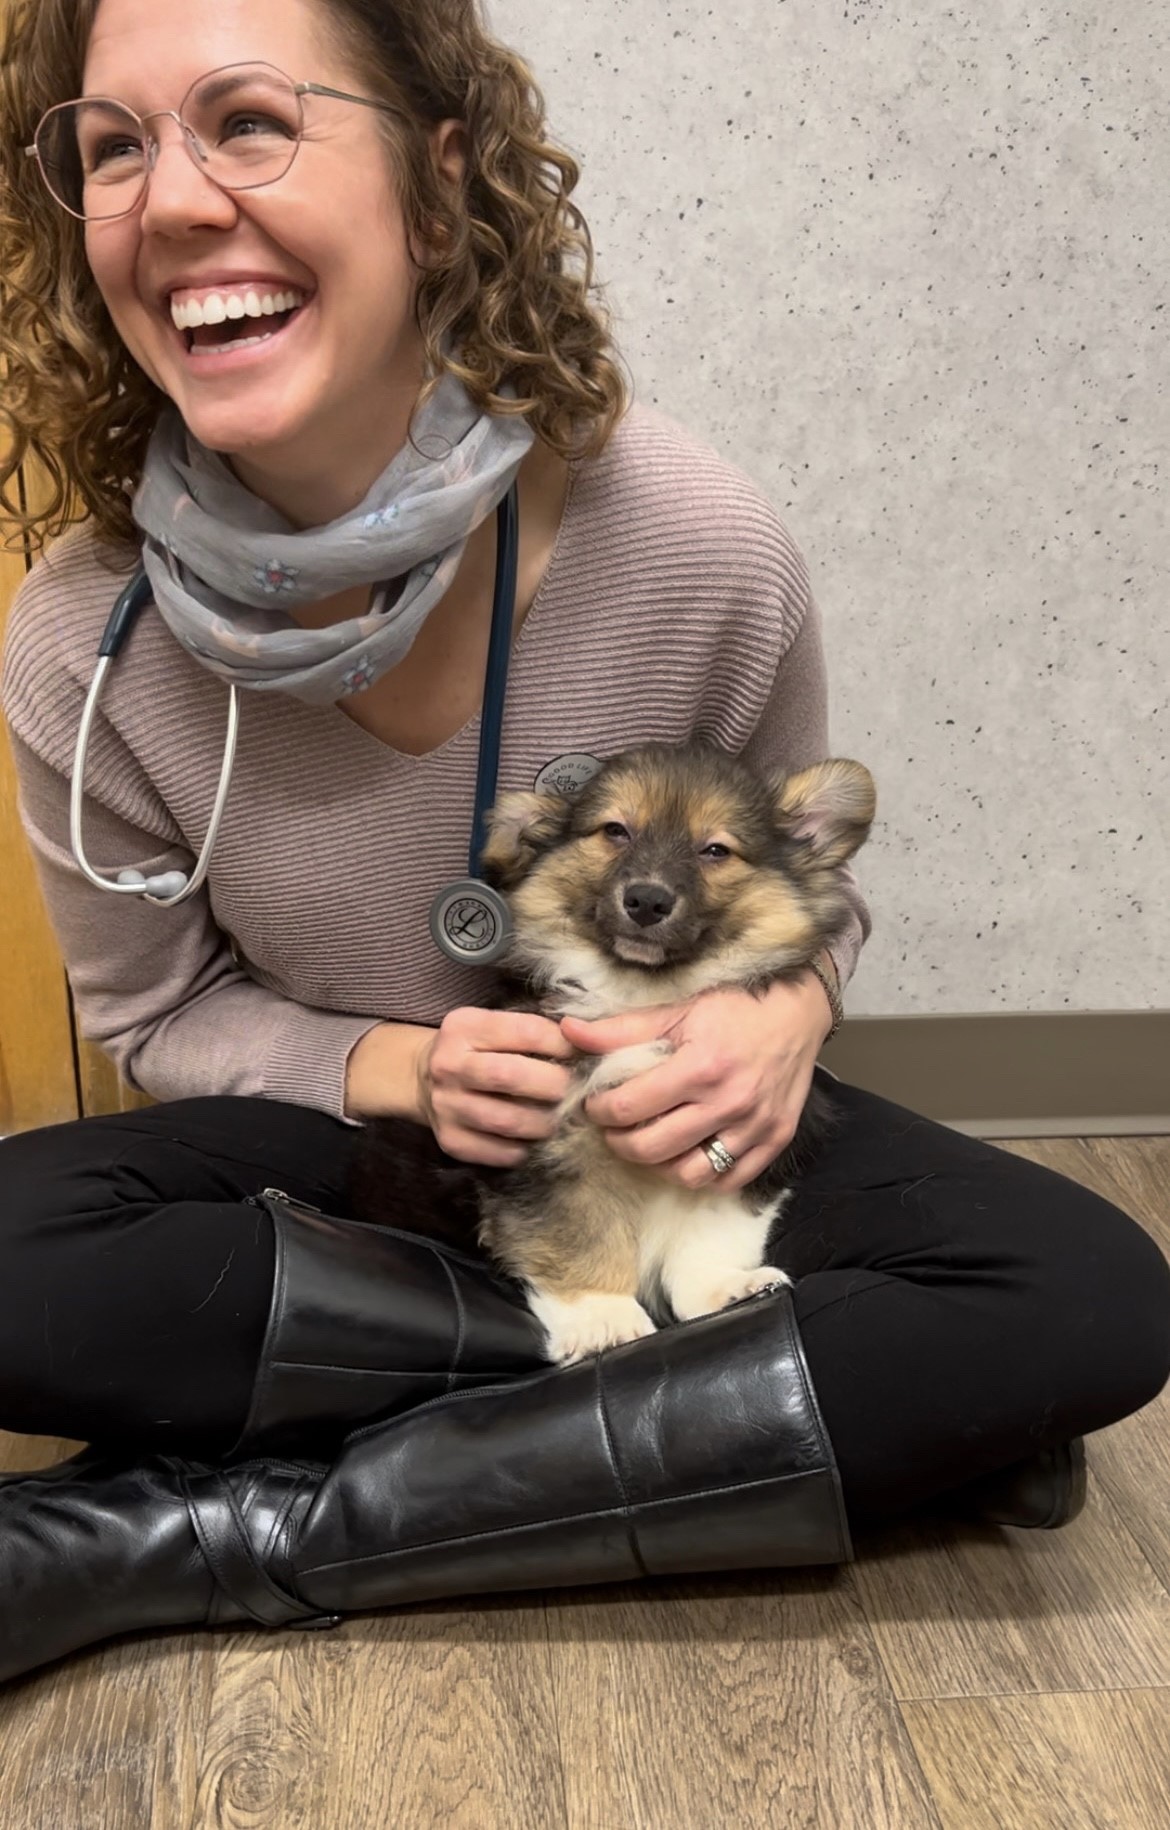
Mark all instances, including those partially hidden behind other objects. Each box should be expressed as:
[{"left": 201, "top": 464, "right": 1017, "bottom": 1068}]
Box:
[
  {"left": 442, "top": 896, "right": 501, "bottom": 953},
  {"left": 429, "top": 878, "right": 512, "bottom": 966}
]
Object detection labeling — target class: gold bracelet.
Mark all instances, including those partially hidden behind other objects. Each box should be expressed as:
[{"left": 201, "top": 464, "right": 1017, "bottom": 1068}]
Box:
[{"left": 806, "top": 958, "right": 844, "bottom": 1042}]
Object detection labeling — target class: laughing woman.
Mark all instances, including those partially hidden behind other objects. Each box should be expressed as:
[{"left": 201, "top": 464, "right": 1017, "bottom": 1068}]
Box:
[{"left": 0, "top": 0, "right": 1167, "bottom": 1685}]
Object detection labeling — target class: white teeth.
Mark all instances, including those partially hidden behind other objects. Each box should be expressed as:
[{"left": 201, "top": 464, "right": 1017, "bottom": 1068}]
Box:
[
  {"left": 170, "top": 286, "right": 307, "bottom": 330},
  {"left": 191, "top": 328, "right": 281, "bottom": 356}
]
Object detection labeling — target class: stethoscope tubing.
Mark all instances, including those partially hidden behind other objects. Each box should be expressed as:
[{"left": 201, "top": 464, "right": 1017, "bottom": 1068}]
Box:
[
  {"left": 70, "top": 485, "right": 520, "bottom": 910},
  {"left": 468, "top": 482, "right": 519, "bottom": 876},
  {"left": 70, "top": 641, "right": 240, "bottom": 906}
]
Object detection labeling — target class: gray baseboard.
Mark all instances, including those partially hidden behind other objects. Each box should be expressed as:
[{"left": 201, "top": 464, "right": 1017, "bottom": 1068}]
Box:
[{"left": 820, "top": 1011, "right": 1170, "bottom": 1138}]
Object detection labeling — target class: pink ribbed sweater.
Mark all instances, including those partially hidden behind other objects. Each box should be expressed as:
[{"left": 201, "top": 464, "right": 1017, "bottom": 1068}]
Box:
[{"left": 1, "top": 407, "right": 870, "bottom": 1120}]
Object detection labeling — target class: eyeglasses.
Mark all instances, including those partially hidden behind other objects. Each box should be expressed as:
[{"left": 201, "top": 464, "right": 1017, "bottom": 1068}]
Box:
[{"left": 24, "top": 62, "right": 400, "bottom": 222}]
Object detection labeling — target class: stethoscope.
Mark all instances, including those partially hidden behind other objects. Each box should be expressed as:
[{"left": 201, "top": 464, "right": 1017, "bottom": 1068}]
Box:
[{"left": 71, "top": 485, "right": 521, "bottom": 966}]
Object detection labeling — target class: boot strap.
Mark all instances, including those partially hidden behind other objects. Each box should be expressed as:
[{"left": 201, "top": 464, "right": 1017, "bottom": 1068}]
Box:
[{"left": 181, "top": 1469, "right": 341, "bottom": 1631}]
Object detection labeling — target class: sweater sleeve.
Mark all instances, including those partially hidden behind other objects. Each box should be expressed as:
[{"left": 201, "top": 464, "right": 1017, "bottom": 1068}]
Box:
[
  {"left": 7, "top": 733, "right": 383, "bottom": 1119},
  {"left": 738, "top": 591, "right": 873, "bottom": 992}
]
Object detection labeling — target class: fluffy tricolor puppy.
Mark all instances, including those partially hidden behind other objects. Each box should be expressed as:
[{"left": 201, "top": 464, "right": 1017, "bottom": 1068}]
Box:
[{"left": 356, "top": 744, "right": 875, "bottom": 1363}]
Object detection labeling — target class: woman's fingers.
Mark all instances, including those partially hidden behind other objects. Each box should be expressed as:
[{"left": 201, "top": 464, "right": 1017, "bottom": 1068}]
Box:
[
  {"left": 429, "top": 1090, "right": 553, "bottom": 1163},
  {"left": 453, "top": 1008, "right": 576, "bottom": 1060},
  {"left": 438, "top": 1126, "right": 529, "bottom": 1169},
  {"left": 601, "top": 1101, "right": 719, "bottom": 1166},
  {"left": 675, "top": 1136, "right": 780, "bottom": 1194},
  {"left": 635, "top": 1133, "right": 785, "bottom": 1195},
  {"left": 459, "top": 1049, "right": 573, "bottom": 1105},
  {"left": 603, "top": 1100, "right": 798, "bottom": 1190},
  {"left": 452, "top": 1089, "right": 565, "bottom": 1142},
  {"left": 584, "top": 1054, "right": 694, "bottom": 1130},
  {"left": 421, "top": 1006, "right": 575, "bottom": 1162}
]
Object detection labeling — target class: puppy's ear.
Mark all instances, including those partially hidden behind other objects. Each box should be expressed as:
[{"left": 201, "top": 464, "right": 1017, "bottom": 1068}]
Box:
[
  {"left": 481, "top": 790, "right": 572, "bottom": 890},
  {"left": 771, "top": 759, "right": 876, "bottom": 871}
]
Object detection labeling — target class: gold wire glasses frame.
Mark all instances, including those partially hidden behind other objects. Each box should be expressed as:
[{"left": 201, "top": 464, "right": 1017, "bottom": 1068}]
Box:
[{"left": 24, "top": 61, "right": 400, "bottom": 221}]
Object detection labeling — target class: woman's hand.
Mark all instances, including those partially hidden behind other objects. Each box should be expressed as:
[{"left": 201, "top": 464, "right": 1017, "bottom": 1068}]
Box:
[
  {"left": 417, "top": 1007, "right": 575, "bottom": 1167},
  {"left": 559, "top": 972, "right": 834, "bottom": 1193},
  {"left": 344, "top": 1011, "right": 574, "bottom": 1165}
]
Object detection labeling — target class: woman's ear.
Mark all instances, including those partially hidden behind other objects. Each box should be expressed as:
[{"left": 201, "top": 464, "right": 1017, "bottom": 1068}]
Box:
[
  {"left": 411, "top": 119, "right": 469, "bottom": 269},
  {"left": 430, "top": 118, "right": 469, "bottom": 191},
  {"left": 481, "top": 790, "right": 572, "bottom": 890},
  {"left": 771, "top": 759, "right": 877, "bottom": 872}
]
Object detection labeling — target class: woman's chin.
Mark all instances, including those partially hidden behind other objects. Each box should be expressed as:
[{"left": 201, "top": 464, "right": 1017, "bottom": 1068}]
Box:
[{"left": 166, "top": 396, "right": 308, "bottom": 466}]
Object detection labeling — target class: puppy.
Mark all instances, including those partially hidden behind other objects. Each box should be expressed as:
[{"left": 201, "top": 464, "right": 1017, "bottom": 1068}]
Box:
[{"left": 356, "top": 743, "right": 875, "bottom": 1363}]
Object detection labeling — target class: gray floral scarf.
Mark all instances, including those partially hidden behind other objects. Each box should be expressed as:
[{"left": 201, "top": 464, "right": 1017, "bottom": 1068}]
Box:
[{"left": 132, "top": 373, "right": 535, "bottom": 703}]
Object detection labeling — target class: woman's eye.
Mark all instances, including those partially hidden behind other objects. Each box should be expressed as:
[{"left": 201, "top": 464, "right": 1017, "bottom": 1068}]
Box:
[
  {"left": 601, "top": 823, "right": 630, "bottom": 844},
  {"left": 91, "top": 136, "right": 142, "bottom": 169},
  {"left": 222, "top": 112, "right": 292, "bottom": 142},
  {"left": 700, "top": 842, "right": 732, "bottom": 861}
]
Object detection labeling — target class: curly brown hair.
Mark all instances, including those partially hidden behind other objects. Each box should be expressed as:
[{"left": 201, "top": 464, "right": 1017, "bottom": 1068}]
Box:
[{"left": 0, "top": 0, "right": 628, "bottom": 557}]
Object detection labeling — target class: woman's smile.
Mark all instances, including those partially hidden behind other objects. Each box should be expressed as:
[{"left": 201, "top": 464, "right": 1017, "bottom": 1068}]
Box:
[{"left": 169, "top": 289, "right": 314, "bottom": 370}]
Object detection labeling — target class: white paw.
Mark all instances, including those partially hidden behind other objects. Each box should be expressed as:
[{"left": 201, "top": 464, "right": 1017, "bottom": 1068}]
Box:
[
  {"left": 671, "top": 1264, "right": 792, "bottom": 1322},
  {"left": 529, "top": 1289, "right": 658, "bottom": 1364},
  {"left": 584, "top": 1040, "right": 673, "bottom": 1097}
]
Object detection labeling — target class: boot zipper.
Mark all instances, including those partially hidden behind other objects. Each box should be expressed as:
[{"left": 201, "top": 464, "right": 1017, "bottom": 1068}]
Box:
[
  {"left": 244, "top": 1187, "right": 324, "bottom": 1215},
  {"left": 263, "top": 1186, "right": 321, "bottom": 1211},
  {"left": 247, "top": 1189, "right": 498, "bottom": 1273}
]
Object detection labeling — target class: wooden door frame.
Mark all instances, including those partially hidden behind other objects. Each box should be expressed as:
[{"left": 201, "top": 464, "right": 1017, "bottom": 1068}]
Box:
[
  {"left": 0, "top": 473, "right": 81, "bottom": 1131},
  {"left": 2, "top": 450, "right": 148, "bottom": 1131}
]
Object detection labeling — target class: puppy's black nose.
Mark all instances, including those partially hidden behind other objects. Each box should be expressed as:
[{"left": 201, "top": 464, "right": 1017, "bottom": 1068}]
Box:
[{"left": 623, "top": 881, "right": 676, "bottom": 928}]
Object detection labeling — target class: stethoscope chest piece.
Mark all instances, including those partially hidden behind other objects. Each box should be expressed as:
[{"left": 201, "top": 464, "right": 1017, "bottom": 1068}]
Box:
[{"left": 429, "top": 878, "right": 513, "bottom": 965}]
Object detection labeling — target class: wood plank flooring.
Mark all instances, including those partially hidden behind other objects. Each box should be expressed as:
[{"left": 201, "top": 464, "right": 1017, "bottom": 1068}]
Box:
[{"left": 1, "top": 1137, "right": 1167, "bottom": 1829}]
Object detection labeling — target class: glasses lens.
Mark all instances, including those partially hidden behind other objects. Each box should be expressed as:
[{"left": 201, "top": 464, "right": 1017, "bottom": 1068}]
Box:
[
  {"left": 36, "top": 99, "right": 146, "bottom": 219},
  {"left": 185, "top": 64, "right": 302, "bottom": 193},
  {"left": 33, "top": 66, "right": 303, "bottom": 220}
]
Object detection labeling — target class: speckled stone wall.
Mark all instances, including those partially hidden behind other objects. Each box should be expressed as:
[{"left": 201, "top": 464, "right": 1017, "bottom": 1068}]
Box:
[{"left": 490, "top": 0, "right": 1168, "bottom": 1015}]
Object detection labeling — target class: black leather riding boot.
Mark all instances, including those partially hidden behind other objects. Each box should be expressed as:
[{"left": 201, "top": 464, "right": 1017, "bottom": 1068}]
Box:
[
  {"left": 0, "top": 1285, "right": 852, "bottom": 1686},
  {"left": 944, "top": 1438, "right": 1088, "bottom": 1529},
  {"left": 237, "top": 1193, "right": 1087, "bottom": 1532},
  {"left": 229, "top": 1192, "right": 548, "bottom": 1454}
]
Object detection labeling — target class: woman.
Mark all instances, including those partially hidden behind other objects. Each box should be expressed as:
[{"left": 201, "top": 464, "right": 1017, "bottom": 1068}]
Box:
[{"left": 0, "top": 0, "right": 1166, "bottom": 1685}]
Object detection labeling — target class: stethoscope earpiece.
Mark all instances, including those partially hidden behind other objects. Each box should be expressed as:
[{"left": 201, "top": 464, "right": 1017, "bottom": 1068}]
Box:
[
  {"left": 71, "top": 581, "right": 240, "bottom": 910},
  {"left": 116, "top": 869, "right": 191, "bottom": 902}
]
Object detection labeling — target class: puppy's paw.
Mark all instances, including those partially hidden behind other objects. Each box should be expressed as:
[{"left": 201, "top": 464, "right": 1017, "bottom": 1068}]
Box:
[
  {"left": 671, "top": 1264, "right": 792, "bottom": 1322},
  {"left": 529, "top": 1289, "right": 658, "bottom": 1364},
  {"left": 584, "top": 1040, "right": 673, "bottom": 1097}
]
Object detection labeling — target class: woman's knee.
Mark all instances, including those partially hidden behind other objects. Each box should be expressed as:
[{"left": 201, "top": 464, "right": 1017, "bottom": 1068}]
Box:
[
  {"left": 0, "top": 1117, "right": 154, "bottom": 1240},
  {"left": 1032, "top": 1180, "right": 1170, "bottom": 1427}
]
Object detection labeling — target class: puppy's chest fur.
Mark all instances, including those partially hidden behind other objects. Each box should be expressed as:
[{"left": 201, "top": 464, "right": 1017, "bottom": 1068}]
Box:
[
  {"left": 475, "top": 1019, "right": 833, "bottom": 1324},
  {"left": 352, "top": 982, "right": 836, "bottom": 1331}
]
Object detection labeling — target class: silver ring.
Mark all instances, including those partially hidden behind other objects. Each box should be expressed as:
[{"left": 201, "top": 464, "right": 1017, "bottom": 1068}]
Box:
[{"left": 702, "top": 1137, "right": 737, "bottom": 1176}]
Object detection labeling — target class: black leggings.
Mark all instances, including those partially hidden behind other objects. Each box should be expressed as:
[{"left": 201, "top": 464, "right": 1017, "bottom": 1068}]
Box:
[{"left": 2, "top": 1072, "right": 1168, "bottom": 1520}]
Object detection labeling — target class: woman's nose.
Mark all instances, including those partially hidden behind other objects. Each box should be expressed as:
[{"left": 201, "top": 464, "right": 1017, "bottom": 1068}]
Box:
[{"left": 137, "top": 120, "right": 238, "bottom": 234}]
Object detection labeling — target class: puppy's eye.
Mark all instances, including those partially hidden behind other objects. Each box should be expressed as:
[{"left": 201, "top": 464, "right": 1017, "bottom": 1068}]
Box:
[
  {"left": 601, "top": 822, "right": 631, "bottom": 844},
  {"left": 700, "top": 842, "right": 732, "bottom": 861}
]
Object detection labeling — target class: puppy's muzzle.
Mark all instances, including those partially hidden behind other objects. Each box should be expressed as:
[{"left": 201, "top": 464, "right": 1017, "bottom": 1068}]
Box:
[{"left": 622, "top": 880, "right": 677, "bottom": 929}]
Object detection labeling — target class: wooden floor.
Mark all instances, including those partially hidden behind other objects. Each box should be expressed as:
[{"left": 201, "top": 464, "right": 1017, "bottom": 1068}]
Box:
[{"left": 1, "top": 1136, "right": 1168, "bottom": 1829}]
